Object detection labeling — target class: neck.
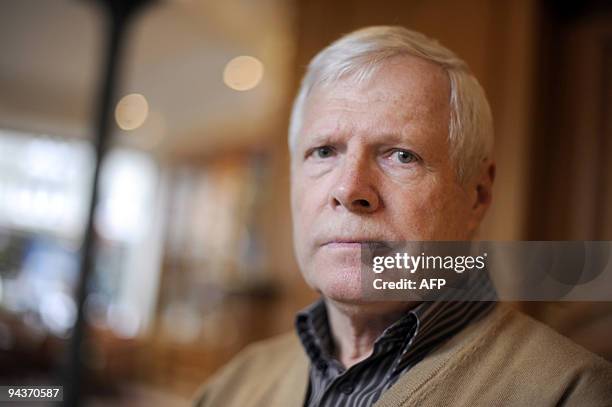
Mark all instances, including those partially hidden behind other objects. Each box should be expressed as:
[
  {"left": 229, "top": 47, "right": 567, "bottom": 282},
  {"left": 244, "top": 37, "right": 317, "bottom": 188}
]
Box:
[{"left": 325, "top": 299, "right": 419, "bottom": 368}]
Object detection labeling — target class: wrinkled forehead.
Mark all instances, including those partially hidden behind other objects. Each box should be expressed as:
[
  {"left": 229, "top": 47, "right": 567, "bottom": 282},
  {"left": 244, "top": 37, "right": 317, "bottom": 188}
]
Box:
[{"left": 297, "top": 55, "right": 451, "bottom": 147}]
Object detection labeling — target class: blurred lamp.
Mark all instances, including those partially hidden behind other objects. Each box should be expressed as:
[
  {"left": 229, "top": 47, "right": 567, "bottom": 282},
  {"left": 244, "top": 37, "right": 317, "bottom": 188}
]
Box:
[
  {"left": 223, "top": 55, "right": 264, "bottom": 91},
  {"left": 115, "top": 93, "right": 149, "bottom": 130}
]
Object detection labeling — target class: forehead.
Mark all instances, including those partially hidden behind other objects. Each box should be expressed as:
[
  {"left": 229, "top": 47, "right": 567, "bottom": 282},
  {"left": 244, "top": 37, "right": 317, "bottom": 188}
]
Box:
[{"left": 300, "top": 55, "right": 451, "bottom": 140}]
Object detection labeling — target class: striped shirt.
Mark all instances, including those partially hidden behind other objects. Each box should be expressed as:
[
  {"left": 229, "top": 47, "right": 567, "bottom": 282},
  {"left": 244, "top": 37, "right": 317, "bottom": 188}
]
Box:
[{"left": 295, "top": 298, "right": 495, "bottom": 406}]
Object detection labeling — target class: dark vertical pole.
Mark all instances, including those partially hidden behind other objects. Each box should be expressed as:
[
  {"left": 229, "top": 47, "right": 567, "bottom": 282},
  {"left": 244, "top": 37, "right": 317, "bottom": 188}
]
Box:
[{"left": 65, "top": 1, "right": 151, "bottom": 406}]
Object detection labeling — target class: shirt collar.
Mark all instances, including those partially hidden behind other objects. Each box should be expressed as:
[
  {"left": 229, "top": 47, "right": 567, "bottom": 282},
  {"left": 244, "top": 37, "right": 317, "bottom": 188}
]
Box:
[{"left": 295, "top": 298, "right": 495, "bottom": 373}]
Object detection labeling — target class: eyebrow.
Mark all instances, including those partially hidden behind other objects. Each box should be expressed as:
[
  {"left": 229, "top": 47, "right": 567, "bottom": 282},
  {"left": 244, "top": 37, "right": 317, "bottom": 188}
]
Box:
[{"left": 301, "top": 131, "right": 412, "bottom": 148}]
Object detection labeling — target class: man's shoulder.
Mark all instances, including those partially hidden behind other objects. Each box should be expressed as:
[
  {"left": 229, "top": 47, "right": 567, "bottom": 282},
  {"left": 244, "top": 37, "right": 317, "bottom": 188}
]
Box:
[
  {"left": 192, "top": 332, "right": 308, "bottom": 407},
  {"left": 383, "top": 304, "right": 612, "bottom": 406},
  {"left": 239, "top": 331, "right": 303, "bottom": 359},
  {"left": 495, "top": 305, "right": 611, "bottom": 371},
  {"left": 209, "top": 330, "right": 305, "bottom": 380},
  {"left": 457, "top": 304, "right": 612, "bottom": 404}
]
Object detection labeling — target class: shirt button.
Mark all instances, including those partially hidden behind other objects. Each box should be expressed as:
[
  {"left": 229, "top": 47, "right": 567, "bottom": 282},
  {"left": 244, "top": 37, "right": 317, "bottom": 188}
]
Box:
[{"left": 340, "top": 382, "right": 354, "bottom": 395}]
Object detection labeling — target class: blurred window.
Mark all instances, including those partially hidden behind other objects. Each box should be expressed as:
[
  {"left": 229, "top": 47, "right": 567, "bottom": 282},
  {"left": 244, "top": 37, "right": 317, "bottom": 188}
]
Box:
[{"left": 0, "top": 129, "right": 162, "bottom": 339}]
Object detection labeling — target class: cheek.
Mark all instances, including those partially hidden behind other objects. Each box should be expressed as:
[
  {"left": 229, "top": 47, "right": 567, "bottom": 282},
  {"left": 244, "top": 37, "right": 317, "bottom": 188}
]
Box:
[
  {"left": 292, "top": 171, "right": 329, "bottom": 213},
  {"left": 387, "top": 180, "right": 469, "bottom": 239},
  {"left": 427, "top": 188, "right": 471, "bottom": 238},
  {"left": 291, "top": 175, "right": 325, "bottom": 247}
]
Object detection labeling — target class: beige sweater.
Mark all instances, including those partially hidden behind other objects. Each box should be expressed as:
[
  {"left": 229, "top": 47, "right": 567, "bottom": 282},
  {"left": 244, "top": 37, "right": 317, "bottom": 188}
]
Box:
[{"left": 193, "top": 304, "right": 612, "bottom": 406}]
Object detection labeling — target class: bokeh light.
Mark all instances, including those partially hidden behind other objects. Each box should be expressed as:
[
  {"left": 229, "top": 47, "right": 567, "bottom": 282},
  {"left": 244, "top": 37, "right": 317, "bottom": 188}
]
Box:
[
  {"left": 223, "top": 55, "right": 264, "bottom": 91},
  {"left": 115, "top": 93, "right": 149, "bottom": 130}
]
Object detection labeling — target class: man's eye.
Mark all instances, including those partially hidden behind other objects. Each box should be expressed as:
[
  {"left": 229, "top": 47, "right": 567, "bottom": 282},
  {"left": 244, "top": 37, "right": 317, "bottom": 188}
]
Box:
[
  {"left": 314, "top": 146, "right": 335, "bottom": 159},
  {"left": 393, "top": 149, "right": 418, "bottom": 164}
]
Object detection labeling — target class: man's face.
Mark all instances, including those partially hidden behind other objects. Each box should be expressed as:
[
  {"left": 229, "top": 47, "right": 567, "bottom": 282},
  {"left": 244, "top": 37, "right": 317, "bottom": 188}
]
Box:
[{"left": 291, "top": 55, "right": 485, "bottom": 303}]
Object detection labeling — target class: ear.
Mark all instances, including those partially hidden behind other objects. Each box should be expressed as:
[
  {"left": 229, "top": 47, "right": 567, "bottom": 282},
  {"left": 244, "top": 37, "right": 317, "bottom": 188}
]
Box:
[{"left": 468, "top": 159, "right": 495, "bottom": 230}]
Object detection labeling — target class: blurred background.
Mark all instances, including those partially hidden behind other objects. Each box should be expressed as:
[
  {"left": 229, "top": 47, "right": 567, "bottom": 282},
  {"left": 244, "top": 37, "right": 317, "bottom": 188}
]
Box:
[{"left": 0, "top": 0, "right": 611, "bottom": 405}]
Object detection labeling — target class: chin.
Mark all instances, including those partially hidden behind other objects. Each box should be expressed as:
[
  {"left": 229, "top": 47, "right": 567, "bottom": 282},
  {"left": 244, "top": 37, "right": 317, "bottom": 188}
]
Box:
[
  {"left": 299, "top": 244, "right": 368, "bottom": 301},
  {"left": 322, "top": 284, "right": 364, "bottom": 304},
  {"left": 307, "top": 265, "right": 366, "bottom": 303}
]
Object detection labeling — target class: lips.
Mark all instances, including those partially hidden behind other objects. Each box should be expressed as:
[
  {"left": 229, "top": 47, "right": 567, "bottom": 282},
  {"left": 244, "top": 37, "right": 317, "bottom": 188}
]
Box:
[
  {"left": 322, "top": 238, "right": 374, "bottom": 244},
  {"left": 319, "top": 238, "right": 396, "bottom": 254},
  {"left": 321, "top": 239, "right": 391, "bottom": 248},
  {"left": 322, "top": 241, "right": 365, "bottom": 249}
]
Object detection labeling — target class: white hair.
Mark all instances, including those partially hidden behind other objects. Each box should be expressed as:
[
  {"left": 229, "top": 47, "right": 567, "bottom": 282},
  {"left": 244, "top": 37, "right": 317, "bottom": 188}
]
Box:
[{"left": 288, "top": 25, "right": 494, "bottom": 183}]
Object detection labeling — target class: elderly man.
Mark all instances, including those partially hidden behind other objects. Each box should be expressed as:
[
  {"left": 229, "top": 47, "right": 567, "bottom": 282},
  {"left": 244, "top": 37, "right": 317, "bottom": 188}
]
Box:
[{"left": 194, "top": 26, "right": 612, "bottom": 406}]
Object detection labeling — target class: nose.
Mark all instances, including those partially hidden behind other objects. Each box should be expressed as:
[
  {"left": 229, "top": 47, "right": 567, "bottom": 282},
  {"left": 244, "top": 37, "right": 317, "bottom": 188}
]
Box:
[{"left": 330, "top": 153, "right": 381, "bottom": 214}]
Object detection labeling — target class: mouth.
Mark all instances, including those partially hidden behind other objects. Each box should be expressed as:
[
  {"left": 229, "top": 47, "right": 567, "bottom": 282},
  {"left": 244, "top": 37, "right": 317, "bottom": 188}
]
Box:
[
  {"left": 322, "top": 241, "right": 364, "bottom": 249},
  {"left": 321, "top": 239, "right": 387, "bottom": 248},
  {"left": 320, "top": 238, "right": 390, "bottom": 252}
]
